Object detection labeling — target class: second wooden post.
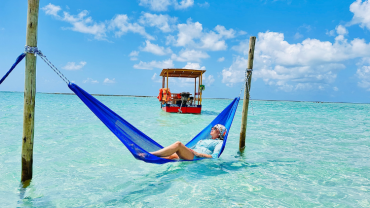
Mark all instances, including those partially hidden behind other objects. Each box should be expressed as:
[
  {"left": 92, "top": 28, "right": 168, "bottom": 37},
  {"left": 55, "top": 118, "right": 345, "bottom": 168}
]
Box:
[
  {"left": 239, "top": 36, "right": 256, "bottom": 151},
  {"left": 22, "top": 0, "right": 40, "bottom": 183}
]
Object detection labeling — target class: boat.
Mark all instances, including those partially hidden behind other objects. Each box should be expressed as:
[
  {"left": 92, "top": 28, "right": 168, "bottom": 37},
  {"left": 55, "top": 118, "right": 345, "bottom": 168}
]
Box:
[{"left": 157, "top": 68, "right": 206, "bottom": 114}]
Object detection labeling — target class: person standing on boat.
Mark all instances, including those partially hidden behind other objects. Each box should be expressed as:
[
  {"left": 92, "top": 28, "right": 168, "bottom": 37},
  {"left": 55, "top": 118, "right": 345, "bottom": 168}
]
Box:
[{"left": 150, "top": 124, "right": 227, "bottom": 160}]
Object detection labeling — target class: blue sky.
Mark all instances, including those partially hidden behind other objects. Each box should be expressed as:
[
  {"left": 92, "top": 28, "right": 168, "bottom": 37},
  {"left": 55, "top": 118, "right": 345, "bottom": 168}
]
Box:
[{"left": 1, "top": 0, "right": 370, "bottom": 103}]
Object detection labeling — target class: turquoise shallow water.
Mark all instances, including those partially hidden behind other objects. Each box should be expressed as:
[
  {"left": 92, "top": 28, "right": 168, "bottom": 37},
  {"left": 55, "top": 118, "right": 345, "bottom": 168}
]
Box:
[{"left": 1, "top": 91, "right": 369, "bottom": 207}]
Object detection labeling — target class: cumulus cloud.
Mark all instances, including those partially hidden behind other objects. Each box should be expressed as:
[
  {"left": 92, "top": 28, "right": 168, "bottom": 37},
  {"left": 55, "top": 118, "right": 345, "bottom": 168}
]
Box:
[
  {"left": 175, "top": 19, "right": 203, "bottom": 46},
  {"left": 234, "top": 31, "right": 370, "bottom": 66},
  {"left": 129, "top": 51, "right": 139, "bottom": 61},
  {"left": 139, "top": 0, "right": 194, "bottom": 11},
  {"left": 141, "top": 40, "right": 172, "bottom": 55},
  {"left": 183, "top": 62, "right": 206, "bottom": 70},
  {"left": 139, "top": 13, "right": 177, "bottom": 32},
  {"left": 356, "top": 57, "right": 370, "bottom": 90},
  {"left": 349, "top": 0, "right": 370, "bottom": 30},
  {"left": 336, "top": 25, "right": 348, "bottom": 35},
  {"left": 42, "top": 4, "right": 107, "bottom": 40},
  {"left": 174, "top": 0, "right": 194, "bottom": 9},
  {"left": 42, "top": 3, "right": 61, "bottom": 16},
  {"left": 42, "top": 4, "right": 155, "bottom": 41},
  {"left": 171, "top": 49, "right": 209, "bottom": 62},
  {"left": 227, "top": 31, "right": 370, "bottom": 90},
  {"left": 83, "top": 78, "right": 99, "bottom": 84},
  {"left": 217, "top": 57, "right": 225, "bottom": 62},
  {"left": 62, "top": 61, "right": 86, "bottom": 70},
  {"left": 133, "top": 59, "right": 174, "bottom": 70},
  {"left": 104, "top": 78, "right": 116, "bottom": 84},
  {"left": 173, "top": 19, "right": 235, "bottom": 50},
  {"left": 110, "top": 14, "right": 154, "bottom": 40}
]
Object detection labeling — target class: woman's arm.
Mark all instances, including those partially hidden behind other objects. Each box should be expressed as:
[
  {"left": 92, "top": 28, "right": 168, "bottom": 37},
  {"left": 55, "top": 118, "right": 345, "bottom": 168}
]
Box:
[{"left": 190, "top": 149, "right": 212, "bottom": 158}]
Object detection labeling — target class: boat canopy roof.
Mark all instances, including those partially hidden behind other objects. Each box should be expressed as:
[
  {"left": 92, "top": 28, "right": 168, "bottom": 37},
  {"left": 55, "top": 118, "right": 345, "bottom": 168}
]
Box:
[{"left": 159, "top": 68, "right": 206, "bottom": 78}]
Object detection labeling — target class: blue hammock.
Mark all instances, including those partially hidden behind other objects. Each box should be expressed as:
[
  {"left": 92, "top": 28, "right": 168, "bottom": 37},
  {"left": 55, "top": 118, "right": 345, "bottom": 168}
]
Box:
[{"left": 1, "top": 52, "right": 241, "bottom": 164}]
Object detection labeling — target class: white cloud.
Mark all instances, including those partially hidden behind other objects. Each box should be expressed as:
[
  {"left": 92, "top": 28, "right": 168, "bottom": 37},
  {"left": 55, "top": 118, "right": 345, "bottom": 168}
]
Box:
[
  {"left": 333, "top": 86, "right": 339, "bottom": 91},
  {"left": 349, "top": 0, "right": 370, "bottom": 30},
  {"left": 336, "top": 25, "right": 348, "bottom": 35},
  {"left": 294, "top": 32, "right": 303, "bottom": 39},
  {"left": 233, "top": 31, "right": 370, "bottom": 66},
  {"left": 129, "top": 51, "right": 139, "bottom": 61},
  {"left": 175, "top": 19, "right": 203, "bottom": 46},
  {"left": 62, "top": 61, "right": 86, "bottom": 70},
  {"left": 139, "top": 0, "right": 193, "bottom": 11},
  {"left": 183, "top": 62, "right": 206, "bottom": 70},
  {"left": 198, "top": 2, "right": 210, "bottom": 7},
  {"left": 62, "top": 11, "right": 106, "bottom": 40},
  {"left": 83, "top": 78, "right": 99, "bottom": 84},
  {"left": 326, "top": 29, "right": 336, "bottom": 36},
  {"left": 152, "top": 73, "right": 157, "bottom": 80},
  {"left": 356, "top": 58, "right": 370, "bottom": 90},
  {"left": 133, "top": 59, "right": 174, "bottom": 70},
  {"left": 42, "top": 3, "right": 61, "bottom": 16},
  {"left": 222, "top": 56, "right": 248, "bottom": 87},
  {"left": 217, "top": 57, "right": 225, "bottom": 62},
  {"left": 139, "top": 13, "right": 177, "bottom": 32},
  {"left": 104, "top": 78, "right": 116, "bottom": 84},
  {"left": 214, "top": 25, "right": 236, "bottom": 39},
  {"left": 142, "top": 40, "right": 172, "bottom": 55},
  {"left": 110, "top": 14, "right": 154, "bottom": 40},
  {"left": 174, "top": 0, "right": 194, "bottom": 9},
  {"left": 151, "top": 73, "right": 162, "bottom": 83},
  {"left": 203, "top": 75, "right": 215, "bottom": 86},
  {"left": 171, "top": 49, "right": 209, "bottom": 62},
  {"left": 173, "top": 19, "right": 235, "bottom": 50},
  {"left": 139, "top": 0, "right": 173, "bottom": 11},
  {"left": 42, "top": 4, "right": 106, "bottom": 40},
  {"left": 200, "top": 31, "right": 227, "bottom": 50},
  {"left": 228, "top": 31, "right": 370, "bottom": 90}
]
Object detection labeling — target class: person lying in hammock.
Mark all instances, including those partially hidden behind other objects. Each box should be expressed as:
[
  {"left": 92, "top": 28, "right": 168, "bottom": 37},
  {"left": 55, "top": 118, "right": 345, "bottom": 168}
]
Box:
[{"left": 150, "top": 124, "right": 227, "bottom": 160}]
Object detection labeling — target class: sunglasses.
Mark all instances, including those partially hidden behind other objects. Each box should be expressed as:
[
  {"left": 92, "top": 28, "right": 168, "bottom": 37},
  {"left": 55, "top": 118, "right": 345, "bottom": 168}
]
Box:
[{"left": 212, "top": 127, "right": 219, "bottom": 131}]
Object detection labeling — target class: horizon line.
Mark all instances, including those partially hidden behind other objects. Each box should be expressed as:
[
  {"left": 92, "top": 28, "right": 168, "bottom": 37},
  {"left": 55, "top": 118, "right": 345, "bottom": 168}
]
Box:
[{"left": 1, "top": 90, "right": 369, "bottom": 105}]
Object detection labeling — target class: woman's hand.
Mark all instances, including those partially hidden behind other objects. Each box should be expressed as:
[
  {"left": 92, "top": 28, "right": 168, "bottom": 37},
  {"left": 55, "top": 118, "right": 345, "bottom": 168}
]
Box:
[{"left": 191, "top": 150, "right": 212, "bottom": 158}]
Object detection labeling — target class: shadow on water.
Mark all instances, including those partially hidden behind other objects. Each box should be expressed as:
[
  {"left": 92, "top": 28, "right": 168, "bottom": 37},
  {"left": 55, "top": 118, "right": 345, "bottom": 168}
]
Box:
[
  {"left": 18, "top": 180, "right": 54, "bottom": 207},
  {"left": 104, "top": 156, "right": 297, "bottom": 206}
]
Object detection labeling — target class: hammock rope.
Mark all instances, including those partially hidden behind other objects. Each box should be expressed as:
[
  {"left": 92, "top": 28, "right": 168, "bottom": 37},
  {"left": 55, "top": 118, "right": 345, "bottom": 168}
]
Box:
[{"left": 1, "top": 47, "right": 242, "bottom": 164}]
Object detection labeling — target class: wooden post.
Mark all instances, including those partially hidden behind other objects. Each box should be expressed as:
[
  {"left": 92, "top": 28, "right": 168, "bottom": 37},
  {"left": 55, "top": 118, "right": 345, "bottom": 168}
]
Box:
[
  {"left": 198, "top": 76, "right": 200, "bottom": 105},
  {"left": 21, "top": 0, "right": 39, "bottom": 183},
  {"left": 194, "top": 78, "right": 196, "bottom": 105},
  {"left": 162, "top": 76, "right": 165, "bottom": 88},
  {"left": 200, "top": 72, "right": 202, "bottom": 105},
  {"left": 22, "top": 0, "right": 40, "bottom": 182},
  {"left": 239, "top": 36, "right": 256, "bottom": 151}
]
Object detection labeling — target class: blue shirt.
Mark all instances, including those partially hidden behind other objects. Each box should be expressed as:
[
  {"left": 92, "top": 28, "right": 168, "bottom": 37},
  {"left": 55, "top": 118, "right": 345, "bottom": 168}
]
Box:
[{"left": 191, "top": 139, "right": 223, "bottom": 158}]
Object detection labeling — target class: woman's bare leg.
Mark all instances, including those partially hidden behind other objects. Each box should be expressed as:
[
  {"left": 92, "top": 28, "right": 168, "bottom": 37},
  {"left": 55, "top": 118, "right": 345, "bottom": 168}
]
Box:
[
  {"left": 163, "top": 153, "right": 179, "bottom": 160},
  {"left": 151, "top": 141, "right": 194, "bottom": 160}
]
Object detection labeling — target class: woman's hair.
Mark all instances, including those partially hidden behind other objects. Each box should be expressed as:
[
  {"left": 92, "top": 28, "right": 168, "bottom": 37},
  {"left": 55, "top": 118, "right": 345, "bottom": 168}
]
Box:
[{"left": 213, "top": 124, "right": 227, "bottom": 140}]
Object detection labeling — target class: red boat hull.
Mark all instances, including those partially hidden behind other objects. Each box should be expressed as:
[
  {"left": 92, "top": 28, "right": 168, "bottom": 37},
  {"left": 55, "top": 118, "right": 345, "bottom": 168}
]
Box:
[{"left": 161, "top": 104, "right": 202, "bottom": 114}]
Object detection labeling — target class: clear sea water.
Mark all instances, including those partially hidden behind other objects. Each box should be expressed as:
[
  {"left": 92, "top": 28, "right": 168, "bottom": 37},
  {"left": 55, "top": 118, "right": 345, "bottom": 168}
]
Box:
[{"left": 1, "top": 91, "right": 369, "bottom": 207}]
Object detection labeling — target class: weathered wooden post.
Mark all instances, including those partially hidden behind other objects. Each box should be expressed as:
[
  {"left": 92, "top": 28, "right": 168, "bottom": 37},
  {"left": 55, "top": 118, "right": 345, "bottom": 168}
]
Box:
[
  {"left": 22, "top": 0, "right": 39, "bottom": 182},
  {"left": 239, "top": 36, "right": 256, "bottom": 151}
]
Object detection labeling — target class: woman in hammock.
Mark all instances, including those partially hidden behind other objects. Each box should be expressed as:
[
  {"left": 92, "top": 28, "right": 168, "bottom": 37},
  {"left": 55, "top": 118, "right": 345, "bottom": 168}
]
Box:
[{"left": 150, "top": 124, "right": 227, "bottom": 160}]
